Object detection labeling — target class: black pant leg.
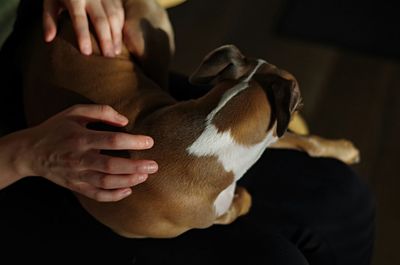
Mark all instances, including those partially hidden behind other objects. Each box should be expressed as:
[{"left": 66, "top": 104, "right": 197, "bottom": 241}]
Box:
[
  {"left": 239, "top": 149, "right": 376, "bottom": 265},
  {"left": 0, "top": 178, "right": 309, "bottom": 265},
  {"left": 135, "top": 225, "right": 310, "bottom": 265}
]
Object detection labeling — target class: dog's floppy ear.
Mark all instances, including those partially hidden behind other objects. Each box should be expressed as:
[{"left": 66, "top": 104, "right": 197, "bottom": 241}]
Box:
[
  {"left": 256, "top": 73, "right": 301, "bottom": 137},
  {"left": 189, "top": 45, "right": 253, "bottom": 85}
]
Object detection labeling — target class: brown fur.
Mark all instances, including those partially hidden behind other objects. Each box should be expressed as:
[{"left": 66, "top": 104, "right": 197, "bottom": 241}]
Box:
[{"left": 213, "top": 82, "right": 272, "bottom": 146}]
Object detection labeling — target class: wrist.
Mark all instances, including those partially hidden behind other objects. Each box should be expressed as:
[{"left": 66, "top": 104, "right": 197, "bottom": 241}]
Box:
[{"left": 0, "top": 129, "right": 35, "bottom": 188}]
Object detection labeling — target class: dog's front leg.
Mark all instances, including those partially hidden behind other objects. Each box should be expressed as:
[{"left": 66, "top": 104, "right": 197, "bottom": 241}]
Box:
[
  {"left": 270, "top": 132, "right": 360, "bottom": 164},
  {"left": 213, "top": 186, "right": 252, "bottom": 225}
]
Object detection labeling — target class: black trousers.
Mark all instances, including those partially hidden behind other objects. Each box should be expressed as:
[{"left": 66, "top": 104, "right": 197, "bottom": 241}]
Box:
[{"left": 0, "top": 1, "right": 375, "bottom": 264}]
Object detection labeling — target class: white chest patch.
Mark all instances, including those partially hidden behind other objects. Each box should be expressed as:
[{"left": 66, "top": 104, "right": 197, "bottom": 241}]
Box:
[{"left": 187, "top": 125, "right": 277, "bottom": 216}]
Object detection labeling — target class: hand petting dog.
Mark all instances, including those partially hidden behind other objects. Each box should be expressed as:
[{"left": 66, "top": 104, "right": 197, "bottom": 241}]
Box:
[
  {"left": 43, "top": 0, "right": 173, "bottom": 58},
  {"left": 0, "top": 105, "right": 158, "bottom": 202}
]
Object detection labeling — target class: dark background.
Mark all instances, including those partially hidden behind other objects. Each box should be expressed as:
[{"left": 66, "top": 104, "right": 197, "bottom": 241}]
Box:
[{"left": 167, "top": 0, "right": 400, "bottom": 264}]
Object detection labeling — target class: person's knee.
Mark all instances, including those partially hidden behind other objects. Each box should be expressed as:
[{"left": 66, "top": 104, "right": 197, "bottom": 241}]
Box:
[
  {"left": 308, "top": 158, "right": 376, "bottom": 264},
  {"left": 314, "top": 158, "right": 375, "bottom": 221}
]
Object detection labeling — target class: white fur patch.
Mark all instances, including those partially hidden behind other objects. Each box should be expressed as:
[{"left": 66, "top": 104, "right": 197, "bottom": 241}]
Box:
[
  {"left": 187, "top": 125, "right": 277, "bottom": 216},
  {"left": 214, "top": 182, "right": 236, "bottom": 216}
]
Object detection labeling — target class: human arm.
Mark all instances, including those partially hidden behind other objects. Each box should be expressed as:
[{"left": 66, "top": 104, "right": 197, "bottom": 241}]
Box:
[{"left": 0, "top": 104, "right": 158, "bottom": 202}]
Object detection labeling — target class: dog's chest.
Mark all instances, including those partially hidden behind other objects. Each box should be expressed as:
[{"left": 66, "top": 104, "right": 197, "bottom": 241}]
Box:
[{"left": 187, "top": 124, "right": 277, "bottom": 215}]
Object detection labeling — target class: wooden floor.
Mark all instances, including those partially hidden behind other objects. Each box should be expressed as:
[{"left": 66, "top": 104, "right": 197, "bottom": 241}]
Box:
[{"left": 168, "top": 1, "right": 399, "bottom": 264}]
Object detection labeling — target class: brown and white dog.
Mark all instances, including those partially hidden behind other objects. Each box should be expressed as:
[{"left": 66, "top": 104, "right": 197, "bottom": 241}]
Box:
[{"left": 19, "top": 0, "right": 359, "bottom": 238}]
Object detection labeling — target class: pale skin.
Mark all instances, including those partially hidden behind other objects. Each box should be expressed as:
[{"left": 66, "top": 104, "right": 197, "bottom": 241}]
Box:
[
  {"left": 0, "top": 0, "right": 159, "bottom": 201},
  {"left": 43, "top": 0, "right": 154, "bottom": 57},
  {"left": 0, "top": 105, "right": 158, "bottom": 202}
]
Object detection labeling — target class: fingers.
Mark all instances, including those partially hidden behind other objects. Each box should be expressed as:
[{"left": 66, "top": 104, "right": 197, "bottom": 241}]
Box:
[
  {"left": 65, "top": 158, "right": 156, "bottom": 202},
  {"left": 102, "top": 0, "right": 124, "bottom": 55},
  {"left": 61, "top": 104, "right": 155, "bottom": 150},
  {"left": 79, "top": 171, "right": 148, "bottom": 189},
  {"left": 82, "top": 153, "right": 158, "bottom": 175},
  {"left": 70, "top": 181, "right": 132, "bottom": 202},
  {"left": 86, "top": 0, "right": 114, "bottom": 57},
  {"left": 63, "top": 0, "right": 92, "bottom": 55},
  {"left": 43, "top": 0, "right": 60, "bottom": 42},
  {"left": 86, "top": 131, "right": 154, "bottom": 151},
  {"left": 44, "top": 0, "right": 125, "bottom": 57},
  {"left": 64, "top": 104, "right": 128, "bottom": 126}
]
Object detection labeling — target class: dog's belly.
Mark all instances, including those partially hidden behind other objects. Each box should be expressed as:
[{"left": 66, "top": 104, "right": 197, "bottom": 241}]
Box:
[{"left": 187, "top": 124, "right": 277, "bottom": 216}]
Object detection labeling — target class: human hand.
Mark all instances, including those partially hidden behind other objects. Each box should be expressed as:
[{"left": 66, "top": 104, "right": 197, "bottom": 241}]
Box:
[
  {"left": 18, "top": 104, "right": 158, "bottom": 202},
  {"left": 43, "top": 0, "right": 174, "bottom": 58},
  {"left": 43, "top": 0, "right": 125, "bottom": 57}
]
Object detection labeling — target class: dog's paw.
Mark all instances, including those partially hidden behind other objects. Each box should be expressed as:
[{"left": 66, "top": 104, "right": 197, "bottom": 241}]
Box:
[
  {"left": 234, "top": 186, "right": 252, "bottom": 216},
  {"left": 214, "top": 187, "right": 252, "bottom": 225},
  {"left": 305, "top": 136, "right": 361, "bottom": 164},
  {"left": 331, "top": 139, "right": 360, "bottom": 165}
]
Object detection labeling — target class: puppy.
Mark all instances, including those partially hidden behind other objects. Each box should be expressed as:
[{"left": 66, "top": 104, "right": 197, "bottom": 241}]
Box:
[{"left": 19, "top": 0, "right": 359, "bottom": 238}]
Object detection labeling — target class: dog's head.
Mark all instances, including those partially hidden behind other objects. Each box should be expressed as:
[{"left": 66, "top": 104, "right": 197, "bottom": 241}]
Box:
[{"left": 189, "top": 45, "right": 301, "bottom": 137}]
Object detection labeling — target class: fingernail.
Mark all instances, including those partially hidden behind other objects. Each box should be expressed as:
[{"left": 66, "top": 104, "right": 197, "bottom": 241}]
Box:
[
  {"left": 141, "top": 162, "right": 158, "bottom": 174},
  {"left": 115, "top": 43, "right": 122, "bottom": 55},
  {"left": 81, "top": 44, "right": 91, "bottom": 55},
  {"left": 122, "top": 188, "right": 132, "bottom": 196},
  {"left": 106, "top": 50, "right": 115, "bottom": 57},
  {"left": 145, "top": 137, "right": 154, "bottom": 147},
  {"left": 44, "top": 28, "right": 55, "bottom": 42},
  {"left": 105, "top": 45, "right": 115, "bottom": 57},
  {"left": 117, "top": 114, "right": 129, "bottom": 124},
  {"left": 44, "top": 34, "right": 52, "bottom": 42},
  {"left": 137, "top": 175, "right": 148, "bottom": 183}
]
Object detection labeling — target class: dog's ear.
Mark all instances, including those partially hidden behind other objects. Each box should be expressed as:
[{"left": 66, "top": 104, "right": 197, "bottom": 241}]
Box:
[
  {"left": 189, "top": 45, "right": 254, "bottom": 85},
  {"left": 256, "top": 73, "right": 301, "bottom": 137}
]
